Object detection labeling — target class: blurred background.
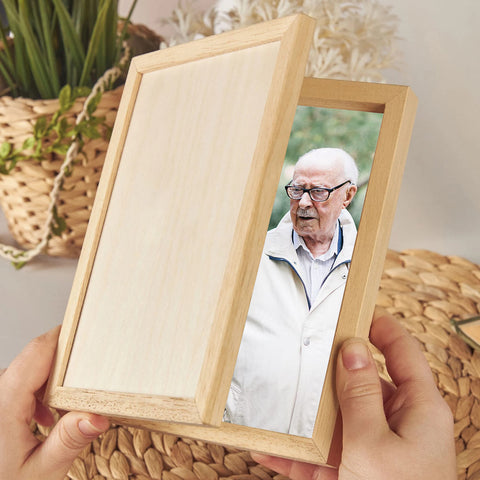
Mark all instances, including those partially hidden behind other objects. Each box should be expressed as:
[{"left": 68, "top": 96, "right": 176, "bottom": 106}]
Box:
[{"left": 269, "top": 108, "right": 382, "bottom": 230}]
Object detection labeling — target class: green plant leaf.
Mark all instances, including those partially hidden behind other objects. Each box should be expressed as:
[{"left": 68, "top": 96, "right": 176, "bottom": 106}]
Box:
[
  {"left": 117, "top": 0, "right": 139, "bottom": 63},
  {"left": 0, "top": 154, "right": 17, "bottom": 174},
  {"left": 51, "top": 205, "right": 67, "bottom": 236},
  {"left": 0, "top": 57, "right": 16, "bottom": 96},
  {"left": 0, "top": 24, "right": 14, "bottom": 70},
  {"left": 0, "top": 25, "right": 16, "bottom": 94},
  {"left": 103, "top": 0, "right": 117, "bottom": 69},
  {"left": 0, "top": 141, "right": 11, "bottom": 158},
  {"left": 54, "top": 117, "right": 70, "bottom": 137},
  {"left": 51, "top": 144, "right": 70, "bottom": 155},
  {"left": 13, "top": 260, "right": 27, "bottom": 270},
  {"left": 0, "top": 0, "right": 137, "bottom": 99},
  {"left": 34, "top": 117, "right": 48, "bottom": 138},
  {"left": 51, "top": 0, "right": 86, "bottom": 85},
  {"left": 72, "top": 86, "right": 92, "bottom": 100},
  {"left": 2, "top": 2, "right": 37, "bottom": 96},
  {"left": 38, "top": 0, "right": 61, "bottom": 95},
  {"left": 15, "top": 0, "right": 57, "bottom": 98},
  {"left": 79, "top": 0, "right": 112, "bottom": 87},
  {"left": 58, "top": 84, "right": 73, "bottom": 112},
  {"left": 22, "top": 137, "right": 36, "bottom": 150},
  {"left": 78, "top": 123, "right": 101, "bottom": 140},
  {"left": 86, "top": 91, "right": 102, "bottom": 116}
]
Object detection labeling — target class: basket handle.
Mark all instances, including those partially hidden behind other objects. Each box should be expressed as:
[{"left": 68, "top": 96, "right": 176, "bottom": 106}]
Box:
[{"left": 0, "top": 48, "right": 130, "bottom": 267}]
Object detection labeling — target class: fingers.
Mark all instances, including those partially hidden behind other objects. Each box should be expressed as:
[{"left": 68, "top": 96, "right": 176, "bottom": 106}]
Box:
[
  {"left": 380, "top": 377, "right": 396, "bottom": 406},
  {"left": 26, "top": 412, "right": 109, "bottom": 479},
  {"left": 33, "top": 399, "right": 56, "bottom": 427},
  {"left": 370, "top": 310, "right": 453, "bottom": 439},
  {"left": 2, "top": 326, "right": 61, "bottom": 420},
  {"left": 335, "top": 338, "right": 388, "bottom": 445},
  {"left": 251, "top": 453, "right": 338, "bottom": 480},
  {"left": 370, "top": 310, "right": 436, "bottom": 389}
]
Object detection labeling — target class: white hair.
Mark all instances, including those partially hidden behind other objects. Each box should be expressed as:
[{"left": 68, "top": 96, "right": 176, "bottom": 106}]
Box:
[{"left": 296, "top": 148, "right": 359, "bottom": 185}]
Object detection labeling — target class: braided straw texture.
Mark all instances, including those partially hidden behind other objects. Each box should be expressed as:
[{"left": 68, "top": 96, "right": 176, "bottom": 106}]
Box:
[
  {"left": 377, "top": 249, "right": 480, "bottom": 480},
  {"left": 32, "top": 249, "right": 480, "bottom": 479},
  {"left": 0, "top": 87, "right": 123, "bottom": 257}
]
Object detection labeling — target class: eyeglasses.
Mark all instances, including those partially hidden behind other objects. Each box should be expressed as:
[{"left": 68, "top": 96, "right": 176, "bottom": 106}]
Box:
[{"left": 285, "top": 180, "right": 352, "bottom": 202}]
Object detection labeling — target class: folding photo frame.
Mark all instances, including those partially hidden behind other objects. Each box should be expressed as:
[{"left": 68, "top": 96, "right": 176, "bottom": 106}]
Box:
[{"left": 45, "top": 14, "right": 417, "bottom": 465}]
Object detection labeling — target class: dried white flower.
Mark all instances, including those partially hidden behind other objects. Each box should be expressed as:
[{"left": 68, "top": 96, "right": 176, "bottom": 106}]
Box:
[{"left": 164, "top": 0, "right": 400, "bottom": 81}]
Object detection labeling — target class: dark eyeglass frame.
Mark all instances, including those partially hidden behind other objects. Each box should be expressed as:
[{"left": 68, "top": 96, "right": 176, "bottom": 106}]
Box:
[{"left": 284, "top": 180, "right": 352, "bottom": 202}]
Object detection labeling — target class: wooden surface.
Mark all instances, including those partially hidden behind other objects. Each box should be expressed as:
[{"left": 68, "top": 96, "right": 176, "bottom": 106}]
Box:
[
  {"left": 194, "top": 13, "right": 315, "bottom": 426},
  {"left": 307, "top": 79, "right": 418, "bottom": 456},
  {"left": 64, "top": 40, "right": 282, "bottom": 398}
]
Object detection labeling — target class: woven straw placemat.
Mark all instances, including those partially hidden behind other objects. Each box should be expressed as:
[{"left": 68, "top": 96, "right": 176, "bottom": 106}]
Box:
[{"left": 33, "top": 249, "right": 480, "bottom": 480}]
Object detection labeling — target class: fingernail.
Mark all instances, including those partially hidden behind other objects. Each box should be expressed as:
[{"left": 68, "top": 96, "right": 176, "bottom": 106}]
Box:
[
  {"left": 78, "top": 418, "right": 105, "bottom": 437},
  {"left": 341, "top": 340, "right": 370, "bottom": 370}
]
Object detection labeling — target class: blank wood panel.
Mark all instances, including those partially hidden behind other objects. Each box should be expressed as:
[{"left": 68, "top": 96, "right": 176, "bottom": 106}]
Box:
[{"left": 63, "top": 42, "right": 281, "bottom": 397}]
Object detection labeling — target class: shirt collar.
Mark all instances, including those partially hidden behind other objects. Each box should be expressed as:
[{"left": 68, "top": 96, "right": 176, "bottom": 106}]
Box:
[{"left": 292, "top": 221, "right": 340, "bottom": 261}]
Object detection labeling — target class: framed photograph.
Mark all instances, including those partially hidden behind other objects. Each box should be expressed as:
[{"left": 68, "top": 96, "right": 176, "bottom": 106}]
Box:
[
  {"left": 45, "top": 14, "right": 417, "bottom": 466},
  {"left": 223, "top": 102, "right": 383, "bottom": 441}
]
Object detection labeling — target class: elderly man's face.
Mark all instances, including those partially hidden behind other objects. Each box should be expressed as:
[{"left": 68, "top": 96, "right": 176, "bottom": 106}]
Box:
[{"left": 290, "top": 158, "right": 356, "bottom": 246}]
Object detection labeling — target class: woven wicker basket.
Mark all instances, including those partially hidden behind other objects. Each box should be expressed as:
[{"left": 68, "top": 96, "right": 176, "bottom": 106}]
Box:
[
  {"left": 0, "top": 86, "right": 123, "bottom": 258},
  {"left": 32, "top": 249, "right": 480, "bottom": 479},
  {"left": 0, "top": 23, "right": 162, "bottom": 260}
]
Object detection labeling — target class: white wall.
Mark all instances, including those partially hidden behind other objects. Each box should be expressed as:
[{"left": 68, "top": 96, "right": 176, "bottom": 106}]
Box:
[
  {"left": 382, "top": 0, "right": 480, "bottom": 262},
  {"left": 122, "top": 0, "right": 480, "bottom": 262}
]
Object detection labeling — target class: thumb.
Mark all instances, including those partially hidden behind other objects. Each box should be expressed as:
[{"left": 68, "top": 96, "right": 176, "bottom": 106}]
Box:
[
  {"left": 27, "top": 412, "right": 110, "bottom": 480},
  {"left": 336, "top": 338, "right": 388, "bottom": 446}
]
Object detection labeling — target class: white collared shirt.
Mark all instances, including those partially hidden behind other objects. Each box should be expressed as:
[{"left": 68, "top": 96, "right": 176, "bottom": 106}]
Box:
[{"left": 292, "top": 222, "right": 339, "bottom": 307}]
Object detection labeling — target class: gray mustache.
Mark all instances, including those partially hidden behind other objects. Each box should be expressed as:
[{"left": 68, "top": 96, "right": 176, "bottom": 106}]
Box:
[{"left": 297, "top": 208, "right": 318, "bottom": 218}]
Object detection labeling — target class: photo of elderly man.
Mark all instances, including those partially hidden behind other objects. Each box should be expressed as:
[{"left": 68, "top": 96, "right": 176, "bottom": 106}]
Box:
[{"left": 225, "top": 147, "right": 358, "bottom": 437}]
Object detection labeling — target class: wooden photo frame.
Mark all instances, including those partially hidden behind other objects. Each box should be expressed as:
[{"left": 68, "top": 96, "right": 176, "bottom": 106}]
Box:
[
  {"left": 45, "top": 14, "right": 417, "bottom": 466},
  {"left": 223, "top": 103, "right": 384, "bottom": 440}
]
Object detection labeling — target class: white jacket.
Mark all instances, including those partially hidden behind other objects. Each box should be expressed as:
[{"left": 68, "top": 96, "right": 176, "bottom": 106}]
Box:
[{"left": 225, "top": 209, "right": 357, "bottom": 437}]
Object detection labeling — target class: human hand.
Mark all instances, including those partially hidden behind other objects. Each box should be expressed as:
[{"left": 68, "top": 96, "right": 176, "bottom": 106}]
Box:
[
  {"left": 0, "top": 327, "right": 110, "bottom": 480},
  {"left": 252, "top": 309, "right": 456, "bottom": 480}
]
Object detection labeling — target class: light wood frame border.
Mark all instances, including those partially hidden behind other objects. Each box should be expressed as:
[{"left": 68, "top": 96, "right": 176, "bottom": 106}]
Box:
[
  {"left": 45, "top": 16, "right": 417, "bottom": 466},
  {"left": 45, "top": 13, "right": 315, "bottom": 427},
  {"left": 107, "top": 79, "right": 417, "bottom": 466}
]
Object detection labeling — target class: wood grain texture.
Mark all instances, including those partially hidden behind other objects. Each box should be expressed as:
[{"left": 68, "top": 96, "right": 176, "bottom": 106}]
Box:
[
  {"left": 299, "top": 77, "right": 391, "bottom": 112},
  {"left": 132, "top": 15, "right": 307, "bottom": 75},
  {"left": 91, "top": 414, "right": 326, "bottom": 465},
  {"left": 45, "top": 62, "right": 143, "bottom": 400},
  {"left": 310, "top": 81, "right": 418, "bottom": 456},
  {"left": 50, "top": 388, "right": 203, "bottom": 425},
  {"left": 195, "top": 12, "right": 316, "bottom": 427},
  {"left": 63, "top": 40, "right": 282, "bottom": 397}
]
